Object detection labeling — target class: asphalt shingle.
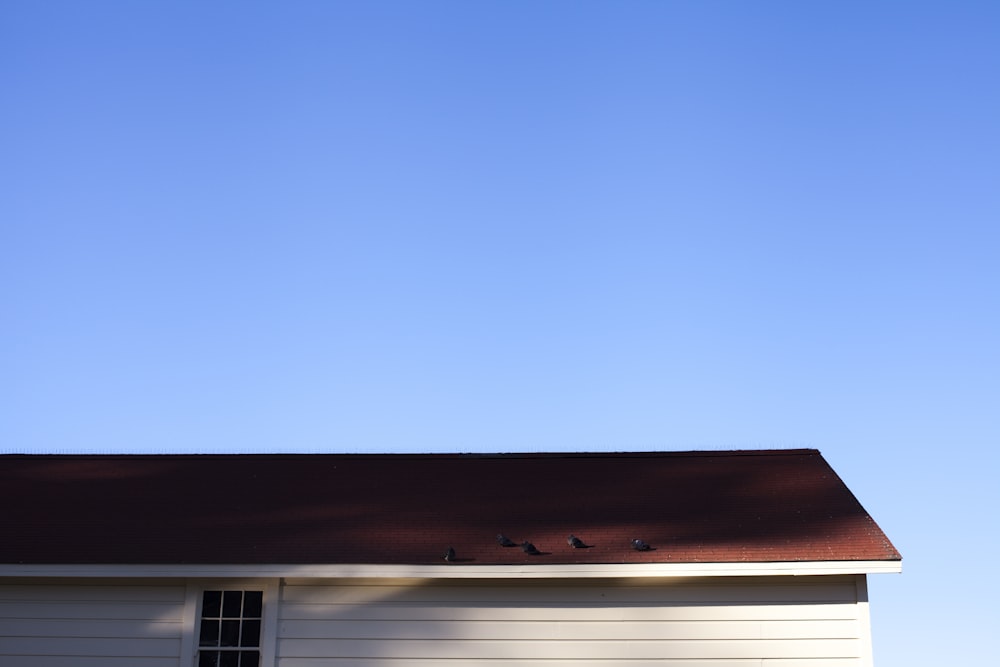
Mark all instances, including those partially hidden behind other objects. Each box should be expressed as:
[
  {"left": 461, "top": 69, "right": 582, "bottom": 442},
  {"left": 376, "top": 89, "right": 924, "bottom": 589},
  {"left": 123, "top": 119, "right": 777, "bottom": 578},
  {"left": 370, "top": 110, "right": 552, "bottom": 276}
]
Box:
[{"left": 0, "top": 449, "right": 901, "bottom": 565}]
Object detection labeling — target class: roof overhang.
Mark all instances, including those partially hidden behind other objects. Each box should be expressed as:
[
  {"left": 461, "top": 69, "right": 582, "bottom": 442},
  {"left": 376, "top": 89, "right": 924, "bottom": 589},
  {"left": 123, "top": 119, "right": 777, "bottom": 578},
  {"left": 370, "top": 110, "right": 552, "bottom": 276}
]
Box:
[{"left": 0, "top": 560, "right": 902, "bottom": 579}]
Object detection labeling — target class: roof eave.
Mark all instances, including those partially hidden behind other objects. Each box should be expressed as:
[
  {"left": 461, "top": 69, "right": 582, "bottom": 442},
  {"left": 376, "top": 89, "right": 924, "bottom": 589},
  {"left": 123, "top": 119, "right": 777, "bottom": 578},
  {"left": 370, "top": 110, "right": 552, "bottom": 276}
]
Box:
[{"left": 0, "top": 559, "right": 902, "bottom": 579}]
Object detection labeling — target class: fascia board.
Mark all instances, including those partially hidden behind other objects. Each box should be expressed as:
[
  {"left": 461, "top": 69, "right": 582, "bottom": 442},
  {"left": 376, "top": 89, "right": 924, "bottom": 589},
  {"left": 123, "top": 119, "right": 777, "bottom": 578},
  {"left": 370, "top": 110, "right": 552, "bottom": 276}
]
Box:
[{"left": 0, "top": 560, "right": 902, "bottom": 579}]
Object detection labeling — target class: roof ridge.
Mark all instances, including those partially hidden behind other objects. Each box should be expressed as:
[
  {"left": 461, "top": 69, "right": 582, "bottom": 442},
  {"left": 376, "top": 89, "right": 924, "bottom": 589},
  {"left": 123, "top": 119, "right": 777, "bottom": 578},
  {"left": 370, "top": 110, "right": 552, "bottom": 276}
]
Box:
[{"left": 0, "top": 448, "right": 820, "bottom": 459}]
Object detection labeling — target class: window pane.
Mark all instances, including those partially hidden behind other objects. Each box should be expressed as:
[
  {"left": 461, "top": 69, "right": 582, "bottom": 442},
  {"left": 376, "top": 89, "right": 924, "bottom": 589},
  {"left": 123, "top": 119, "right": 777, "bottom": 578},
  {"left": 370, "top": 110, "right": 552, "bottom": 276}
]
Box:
[
  {"left": 243, "top": 591, "right": 263, "bottom": 618},
  {"left": 220, "top": 651, "right": 240, "bottom": 667},
  {"left": 202, "top": 591, "right": 222, "bottom": 617},
  {"left": 222, "top": 591, "right": 243, "bottom": 617},
  {"left": 220, "top": 620, "right": 241, "bottom": 647},
  {"left": 240, "top": 620, "right": 261, "bottom": 647},
  {"left": 198, "top": 651, "right": 219, "bottom": 667},
  {"left": 199, "top": 619, "right": 220, "bottom": 647},
  {"left": 240, "top": 650, "right": 260, "bottom": 667}
]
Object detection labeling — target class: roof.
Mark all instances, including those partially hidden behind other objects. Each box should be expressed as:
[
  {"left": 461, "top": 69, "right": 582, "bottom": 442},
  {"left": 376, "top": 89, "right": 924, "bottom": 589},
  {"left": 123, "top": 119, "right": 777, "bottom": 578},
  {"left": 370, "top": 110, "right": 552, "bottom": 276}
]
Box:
[{"left": 0, "top": 449, "right": 900, "bottom": 566}]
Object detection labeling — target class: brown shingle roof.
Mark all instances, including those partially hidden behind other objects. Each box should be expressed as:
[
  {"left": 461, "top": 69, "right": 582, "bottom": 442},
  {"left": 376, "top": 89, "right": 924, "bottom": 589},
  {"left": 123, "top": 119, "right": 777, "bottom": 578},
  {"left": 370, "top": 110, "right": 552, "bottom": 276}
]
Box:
[{"left": 0, "top": 449, "right": 900, "bottom": 565}]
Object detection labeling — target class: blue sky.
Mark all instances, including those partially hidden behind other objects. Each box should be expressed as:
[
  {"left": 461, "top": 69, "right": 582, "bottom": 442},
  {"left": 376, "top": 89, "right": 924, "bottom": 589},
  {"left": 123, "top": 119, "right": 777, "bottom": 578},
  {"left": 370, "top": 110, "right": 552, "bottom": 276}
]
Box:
[{"left": 2, "top": 2, "right": 998, "bottom": 664}]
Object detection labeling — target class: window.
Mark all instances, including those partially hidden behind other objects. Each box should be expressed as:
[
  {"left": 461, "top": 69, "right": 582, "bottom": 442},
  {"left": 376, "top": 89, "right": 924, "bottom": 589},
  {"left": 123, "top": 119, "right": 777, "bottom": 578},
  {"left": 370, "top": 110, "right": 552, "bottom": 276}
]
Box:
[{"left": 197, "top": 589, "right": 263, "bottom": 667}]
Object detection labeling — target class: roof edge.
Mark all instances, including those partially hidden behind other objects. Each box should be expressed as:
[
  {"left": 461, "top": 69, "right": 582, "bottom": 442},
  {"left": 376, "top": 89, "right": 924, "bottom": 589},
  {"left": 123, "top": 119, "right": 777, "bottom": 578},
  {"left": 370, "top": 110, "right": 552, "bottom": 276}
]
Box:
[
  {"left": 0, "top": 448, "right": 821, "bottom": 460},
  {"left": 0, "top": 559, "right": 902, "bottom": 580}
]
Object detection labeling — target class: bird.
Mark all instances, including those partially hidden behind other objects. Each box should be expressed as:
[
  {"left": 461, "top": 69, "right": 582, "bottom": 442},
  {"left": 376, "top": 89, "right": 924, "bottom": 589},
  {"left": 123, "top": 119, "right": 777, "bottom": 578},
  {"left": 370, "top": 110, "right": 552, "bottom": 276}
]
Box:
[
  {"left": 444, "top": 547, "right": 456, "bottom": 562},
  {"left": 521, "top": 541, "right": 540, "bottom": 555},
  {"left": 631, "top": 538, "right": 651, "bottom": 551},
  {"left": 567, "top": 534, "right": 587, "bottom": 548},
  {"left": 496, "top": 534, "right": 517, "bottom": 547}
]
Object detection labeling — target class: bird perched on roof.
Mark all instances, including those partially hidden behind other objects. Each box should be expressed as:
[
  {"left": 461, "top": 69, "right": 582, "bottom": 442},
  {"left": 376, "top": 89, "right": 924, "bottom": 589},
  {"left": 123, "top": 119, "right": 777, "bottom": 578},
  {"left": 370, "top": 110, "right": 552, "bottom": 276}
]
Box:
[
  {"left": 631, "top": 538, "right": 651, "bottom": 551},
  {"left": 521, "top": 541, "right": 540, "bottom": 555},
  {"left": 496, "top": 534, "right": 517, "bottom": 547},
  {"left": 444, "top": 547, "right": 456, "bottom": 562},
  {"left": 567, "top": 534, "right": 587, "bottom": 548}
]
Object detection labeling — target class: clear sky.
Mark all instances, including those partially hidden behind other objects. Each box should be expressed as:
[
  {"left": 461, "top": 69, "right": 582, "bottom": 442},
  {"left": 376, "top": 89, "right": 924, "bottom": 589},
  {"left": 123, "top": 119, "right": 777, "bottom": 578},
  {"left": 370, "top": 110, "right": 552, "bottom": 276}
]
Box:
[{"left": 2, "top": 2, "right": 997, "bottom": 664}]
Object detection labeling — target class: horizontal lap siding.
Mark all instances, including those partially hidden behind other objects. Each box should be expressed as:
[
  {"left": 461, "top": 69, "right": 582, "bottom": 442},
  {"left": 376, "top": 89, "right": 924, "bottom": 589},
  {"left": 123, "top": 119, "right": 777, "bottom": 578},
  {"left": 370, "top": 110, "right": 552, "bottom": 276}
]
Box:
[
  {"left": 0, "top": 583, "right": 185, "bottom": 667},
  {"left": 276, "top": 576, "right": 865, "bottom": 667}
]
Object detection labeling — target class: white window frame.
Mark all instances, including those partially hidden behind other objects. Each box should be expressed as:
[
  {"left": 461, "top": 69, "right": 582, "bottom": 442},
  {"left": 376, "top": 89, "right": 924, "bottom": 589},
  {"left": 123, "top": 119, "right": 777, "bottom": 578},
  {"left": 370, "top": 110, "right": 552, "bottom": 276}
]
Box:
[{"left": 181, "top": 578, "right": 280, "bottom": 667}]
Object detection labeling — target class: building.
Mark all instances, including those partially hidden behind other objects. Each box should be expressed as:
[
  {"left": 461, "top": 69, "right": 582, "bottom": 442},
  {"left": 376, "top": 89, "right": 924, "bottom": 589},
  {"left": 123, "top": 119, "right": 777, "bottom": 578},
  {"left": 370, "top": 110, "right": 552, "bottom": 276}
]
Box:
[{"left": 0, "top": 449, "right": 901, "bottom": 666}]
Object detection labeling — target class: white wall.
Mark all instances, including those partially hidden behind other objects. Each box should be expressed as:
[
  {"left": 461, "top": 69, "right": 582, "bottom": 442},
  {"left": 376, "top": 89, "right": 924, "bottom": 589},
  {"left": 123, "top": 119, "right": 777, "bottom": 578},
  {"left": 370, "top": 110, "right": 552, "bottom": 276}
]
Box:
[
  {"left": 0, "top": 574, "right": 875, "bottom": 667},
  {"left": 276, "top": 575, "right": 871, "bottom": 667},
  {"left": 0, "top": 581, "right": 185, "bottom": 667}
]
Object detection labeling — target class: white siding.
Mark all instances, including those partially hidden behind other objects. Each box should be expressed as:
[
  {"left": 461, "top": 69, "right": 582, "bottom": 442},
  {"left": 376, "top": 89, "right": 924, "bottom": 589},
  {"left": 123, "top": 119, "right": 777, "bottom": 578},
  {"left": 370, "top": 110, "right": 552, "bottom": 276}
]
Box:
[
  {"left": 0, "top": 574, "right": 875, "bottom": 667},
  {"left": 0, "top": 581, "right": 185, "bottom": 667},
  {"left": 277, "top": 575, "right": 869, "bottom": 667}
]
